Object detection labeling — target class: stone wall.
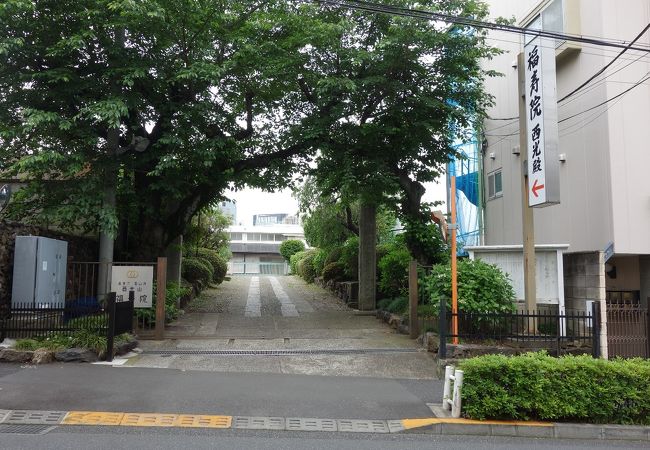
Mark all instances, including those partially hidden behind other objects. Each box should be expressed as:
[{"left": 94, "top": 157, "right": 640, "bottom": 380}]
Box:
[
  {"left": 0, "top": 220, "right": 98, "bottom": 309},
  {"left": 563, "top": 251, "right": 606, "bottom": 311}
]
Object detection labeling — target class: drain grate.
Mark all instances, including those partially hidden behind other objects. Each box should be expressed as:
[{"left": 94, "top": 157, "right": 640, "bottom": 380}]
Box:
[
  {"left": 0, "top": 424, "right": 56, "bottom": 435},
  {"left": 143, "top": 348, "right": 420, "bottom": 356}
]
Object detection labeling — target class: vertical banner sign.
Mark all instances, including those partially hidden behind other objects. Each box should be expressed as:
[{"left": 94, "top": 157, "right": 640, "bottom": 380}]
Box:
[
  {"left": 111, "top": 266, "right": 154, "bottom": 308},
  {"left": 525, "top": 36, "right": 560, "bottom": 207}
]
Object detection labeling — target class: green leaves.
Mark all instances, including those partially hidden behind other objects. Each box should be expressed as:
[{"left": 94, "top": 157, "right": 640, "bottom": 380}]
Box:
[
  {"left": 459, "top": 353, "right": 650, "bottom": 424},
  {"left": 422, "top": 258, "right": 516, "bottom": 314}
]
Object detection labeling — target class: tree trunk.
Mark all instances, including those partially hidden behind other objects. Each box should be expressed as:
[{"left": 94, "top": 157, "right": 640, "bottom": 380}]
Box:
[{"left": 358, "top": 202, "right": 377, "bottom": 311}]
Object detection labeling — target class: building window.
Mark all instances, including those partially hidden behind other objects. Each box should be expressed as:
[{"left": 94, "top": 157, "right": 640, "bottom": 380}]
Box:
[
  {"left": 488, "top": 170, "right": 503, "bottom": 200},
  {"left": 525, "top": 0, "right": 565, "bottom": 48},
  {"left": 230, "top": 232, "right": 243, "bottom": 241}
]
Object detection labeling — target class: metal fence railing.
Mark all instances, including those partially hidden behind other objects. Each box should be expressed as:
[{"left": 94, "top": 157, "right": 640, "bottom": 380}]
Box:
[
  {"left": 606, "top": 302, "right": 649, "bottom": 359},
  {"left": 0, "top": 303, "right": 108, "bottom": 340},
  {"left": 437, "top": 298, "right": 600, "bottom": 359}
]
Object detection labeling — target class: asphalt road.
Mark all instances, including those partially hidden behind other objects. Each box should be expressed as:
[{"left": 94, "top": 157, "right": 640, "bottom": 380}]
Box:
[
  {"left": 0, "top": 364, "right": 438, "bottom": 419},
  {"left": 1, "top": 427, "right": 647, "bottom": 450}
]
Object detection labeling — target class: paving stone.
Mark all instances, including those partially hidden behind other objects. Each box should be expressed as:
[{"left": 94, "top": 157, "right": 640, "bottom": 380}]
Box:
[
  {"left": 336, "top": 419, "right": 389, "bottom": 433},
  {"left": 232, "top": 416, "right": 285, "bottom": 430},
  {"left": 5, "top": 410, "right": 66, "bottom": 425},
  {"left": 286, "top": 417, "right": 337, "bottom": 432},
  {"left": 386, "top": 420, "right": 405, "bottom": 433},
  {"left": 489, "top": 424, "right": 518, "bottom": 437},
  {"left": 0, "top": 410, "right": 11, "bottom": 424}
]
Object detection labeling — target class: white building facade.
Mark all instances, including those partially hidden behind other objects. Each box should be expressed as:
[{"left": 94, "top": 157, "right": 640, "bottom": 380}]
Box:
[{"left": 481, "top": 0, "right": 650, "bottom": 310}]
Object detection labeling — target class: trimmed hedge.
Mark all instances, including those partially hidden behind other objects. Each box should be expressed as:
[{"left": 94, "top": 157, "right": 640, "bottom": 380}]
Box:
[
  {"left": 289, "top": 250, "right": 307, "bottom": 274},
  {"left": 322, "top": 261, "right": 345, "bottom": 283},
  {"left": 196, "top": 248, "right": 228, "bottom": 284},
  {"left": 312, "top": 248, "right": 327, "bottom": 277},
  {"left": 459, "top": 353, "right": 650, "bottom": 425},
  {"left": 182, "top": 257, "right": 213, "bottom": 287},
  {"left": 296, "top": 249, "right": 319, "bottom": 283},
  {"left": 280, "top": 239, "right": 305, "bottom": 261}
]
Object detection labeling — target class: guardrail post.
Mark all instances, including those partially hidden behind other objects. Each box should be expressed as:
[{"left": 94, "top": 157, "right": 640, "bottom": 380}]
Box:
[
  {"left": 409, "top": 260, "right": 419, "bottom": 339},
  {"left": 439, "top": 297, "right": 447, "bottom": 359},
  {"left": 155, "top": 257, "right": 167, "bottom": 340},
  {"left": 106, "top": 292, "right": 116, "bottom": 362}
]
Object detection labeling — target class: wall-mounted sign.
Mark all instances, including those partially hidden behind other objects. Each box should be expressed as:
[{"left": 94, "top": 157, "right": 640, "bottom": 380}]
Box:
[
  {"left": 111, "top": 265, "right": 153, "bottom": 308},
  {"left": 525, "top": 36, "right": 560, "bottom": 207}
]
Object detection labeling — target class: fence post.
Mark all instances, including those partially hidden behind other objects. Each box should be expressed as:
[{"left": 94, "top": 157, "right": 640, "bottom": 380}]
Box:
[
  {"left": 155, "top": 257, "right": 167, "bottom": 340},
  {"left": 106, "top": 292, "right": 116, "bottom": 362},
  {"left": 592, "top": 301, "right": 601, "bottom": 359},
  {"left": 439, "top": 297, "right": 447, "bottom": 359},
  {"left": 556, "top": 308, "right": 561, "bottom": 357},
  {"left": 409, "top": 260, "right": 419, "bottom": 339}
]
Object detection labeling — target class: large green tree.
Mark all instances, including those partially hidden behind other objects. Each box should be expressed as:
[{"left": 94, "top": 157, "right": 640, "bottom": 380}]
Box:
[
  {"left": 0, "top": 0, "right": 328, "bottom": 259},
  {"left": 294, "top": 0, "right": 500, "bottom": 264}
]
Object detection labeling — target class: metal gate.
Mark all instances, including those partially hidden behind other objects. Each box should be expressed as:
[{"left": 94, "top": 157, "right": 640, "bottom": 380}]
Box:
[{"left": 606, "top": 302, "right": 649, "bottom": 359}]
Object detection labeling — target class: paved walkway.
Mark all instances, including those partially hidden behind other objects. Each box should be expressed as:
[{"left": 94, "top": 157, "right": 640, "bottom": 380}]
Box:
[{"left": 128, "top": 275, "right": 436, "bottom": 379}]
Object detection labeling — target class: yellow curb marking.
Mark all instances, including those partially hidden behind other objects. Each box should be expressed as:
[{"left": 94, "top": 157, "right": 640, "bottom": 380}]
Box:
[
  {"left": 174, "top": 415, "right": 232, "bottom": 428},
  {"left": 121, "top": 413, "right": 178, "bottom": 427},
  {"left": 402, "top": 418, "right": 440, "bottom": 430},
  {"left": 64, "top": 411, "right": 232, "bottom": 429},
  {"left": 401, "top": 417, "right": 553, "bottom": 430},
  {"left": 63, "top": 411, "right": 125, "bottom": 426}
]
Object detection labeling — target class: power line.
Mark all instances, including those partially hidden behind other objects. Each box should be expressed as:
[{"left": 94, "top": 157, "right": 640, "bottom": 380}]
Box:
[
  {"left": 313, "top": 0, "right": 650, "bottom": 53},
  {"left": 558, "top": 72, "right": 650, "bottom": 124},
  {"left": 558, "top": 23, "right": 650, "bottom": 103}
]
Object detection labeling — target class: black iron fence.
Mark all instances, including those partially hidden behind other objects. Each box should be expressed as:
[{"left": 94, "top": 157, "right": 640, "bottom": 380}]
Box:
[
  {"left": 0, "top": 292, "right": 133, "bottom": 361},
  {"left": 438, "top": 298, "right": 600, "bottom": 359}
]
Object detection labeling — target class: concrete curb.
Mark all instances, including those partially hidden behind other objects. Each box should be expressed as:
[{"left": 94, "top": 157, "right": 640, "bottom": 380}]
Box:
[
  {"left": 407, "top": 418, "right": 650, "bottom": 442},
  {"left": 0, "top": 409, "right": 648, "bottom": 441}
]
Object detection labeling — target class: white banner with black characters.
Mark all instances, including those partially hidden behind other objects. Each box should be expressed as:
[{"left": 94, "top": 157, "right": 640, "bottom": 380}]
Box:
[
  {"left": 111, "top": 265, "right": 153, "bottom": 308},
  {"left": 525, "top": 36, "right": 560, "bottom": 207}
]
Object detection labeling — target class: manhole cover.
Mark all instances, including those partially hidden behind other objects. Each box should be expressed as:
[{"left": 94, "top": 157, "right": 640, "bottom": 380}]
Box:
[{"left": 0, "top": 424, "right": 56, "bottom": 435}]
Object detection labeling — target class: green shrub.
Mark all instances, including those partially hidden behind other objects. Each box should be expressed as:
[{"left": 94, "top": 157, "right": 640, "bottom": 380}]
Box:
[
  {"left": 134, "top": 282, "right": 189, "bottom": 325},
  {"left": 280, "top": 239, "right": 306, "bottom": 261},
  {"left": 196, "top": 256, "right": 215, "bottom": 279},
  {"left": 378, "top": 247, "right": 411, "bottom": 298},
  {"left": 289, "top": 250, "right": 307, "bottom": 274},
  {"left": 385, "top": 297, "right": 409, "bottom": 314},
  {"left": 297, "top": 249, "right": 318, "bottom": 283},
  {"left": 67, "top": 314, "right": 108, "bottom": 332},
  {"left": 322, "top": 261, "right": 345, "bottom": 283},
  {"left": 14, "top": 337, "right": 70, "bottom": 351},
  {"left": 196, "top": 248, "right": 228, "bottom": 284},
  {"left": 324, "top": 246, "right": 343, "bottom": 266},
  {"left": 459, "top": 353, "right": 650, "bottom": 425},
  {"left": 312, "top": 248, "right": 328, "bottom": 277},
  {"left": 422, "top": 259, "right": 516, "bottom": 314},
  {"left": 339, "top": 236, "right": 359, "bottom": 280},
  {"left": 182, "top": 257, "right": 213, "bottom": 287}
]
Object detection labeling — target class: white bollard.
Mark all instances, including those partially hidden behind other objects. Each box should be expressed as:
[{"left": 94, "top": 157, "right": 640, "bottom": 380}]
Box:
[
  {"left": 451, "top": 369, "right": 464, "bottom": 418},
  {"left": 442, "top": 365, "right": 454, "bottom": 409}
]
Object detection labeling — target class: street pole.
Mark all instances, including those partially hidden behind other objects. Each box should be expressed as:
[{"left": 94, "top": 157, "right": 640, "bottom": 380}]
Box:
[
  {"left": 450, "top": 175, "right": 458, "bottom": 345},
  {"left": 518, "top": 52, "right": 538, "bottom": 320}
]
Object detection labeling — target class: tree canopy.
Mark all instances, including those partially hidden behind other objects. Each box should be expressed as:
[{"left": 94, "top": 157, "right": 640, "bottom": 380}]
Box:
[{"left": 0, "top": 0, "right": 499, "bottom": 261}]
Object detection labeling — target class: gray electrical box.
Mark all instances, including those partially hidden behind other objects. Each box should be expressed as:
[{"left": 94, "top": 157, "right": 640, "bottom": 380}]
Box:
[{"left": 11, "top": 236, "right": 68, "bottom": 308}]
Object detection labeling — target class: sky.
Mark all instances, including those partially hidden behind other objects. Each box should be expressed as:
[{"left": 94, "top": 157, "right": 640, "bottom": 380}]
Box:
[{"left": 228, "top": 176, "right": 448, "bottom": 226}]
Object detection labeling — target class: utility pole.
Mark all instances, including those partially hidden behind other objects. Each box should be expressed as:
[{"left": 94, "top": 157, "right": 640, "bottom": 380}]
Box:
[
  {"left": 450, "top": 175, "right": 459, "bottom": 344},
  {"left": 518, "top": 52, "right": 537, "bottom": 315},
  {"left": 358, "top": 202, "right": 377, "bottom": 311}
]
